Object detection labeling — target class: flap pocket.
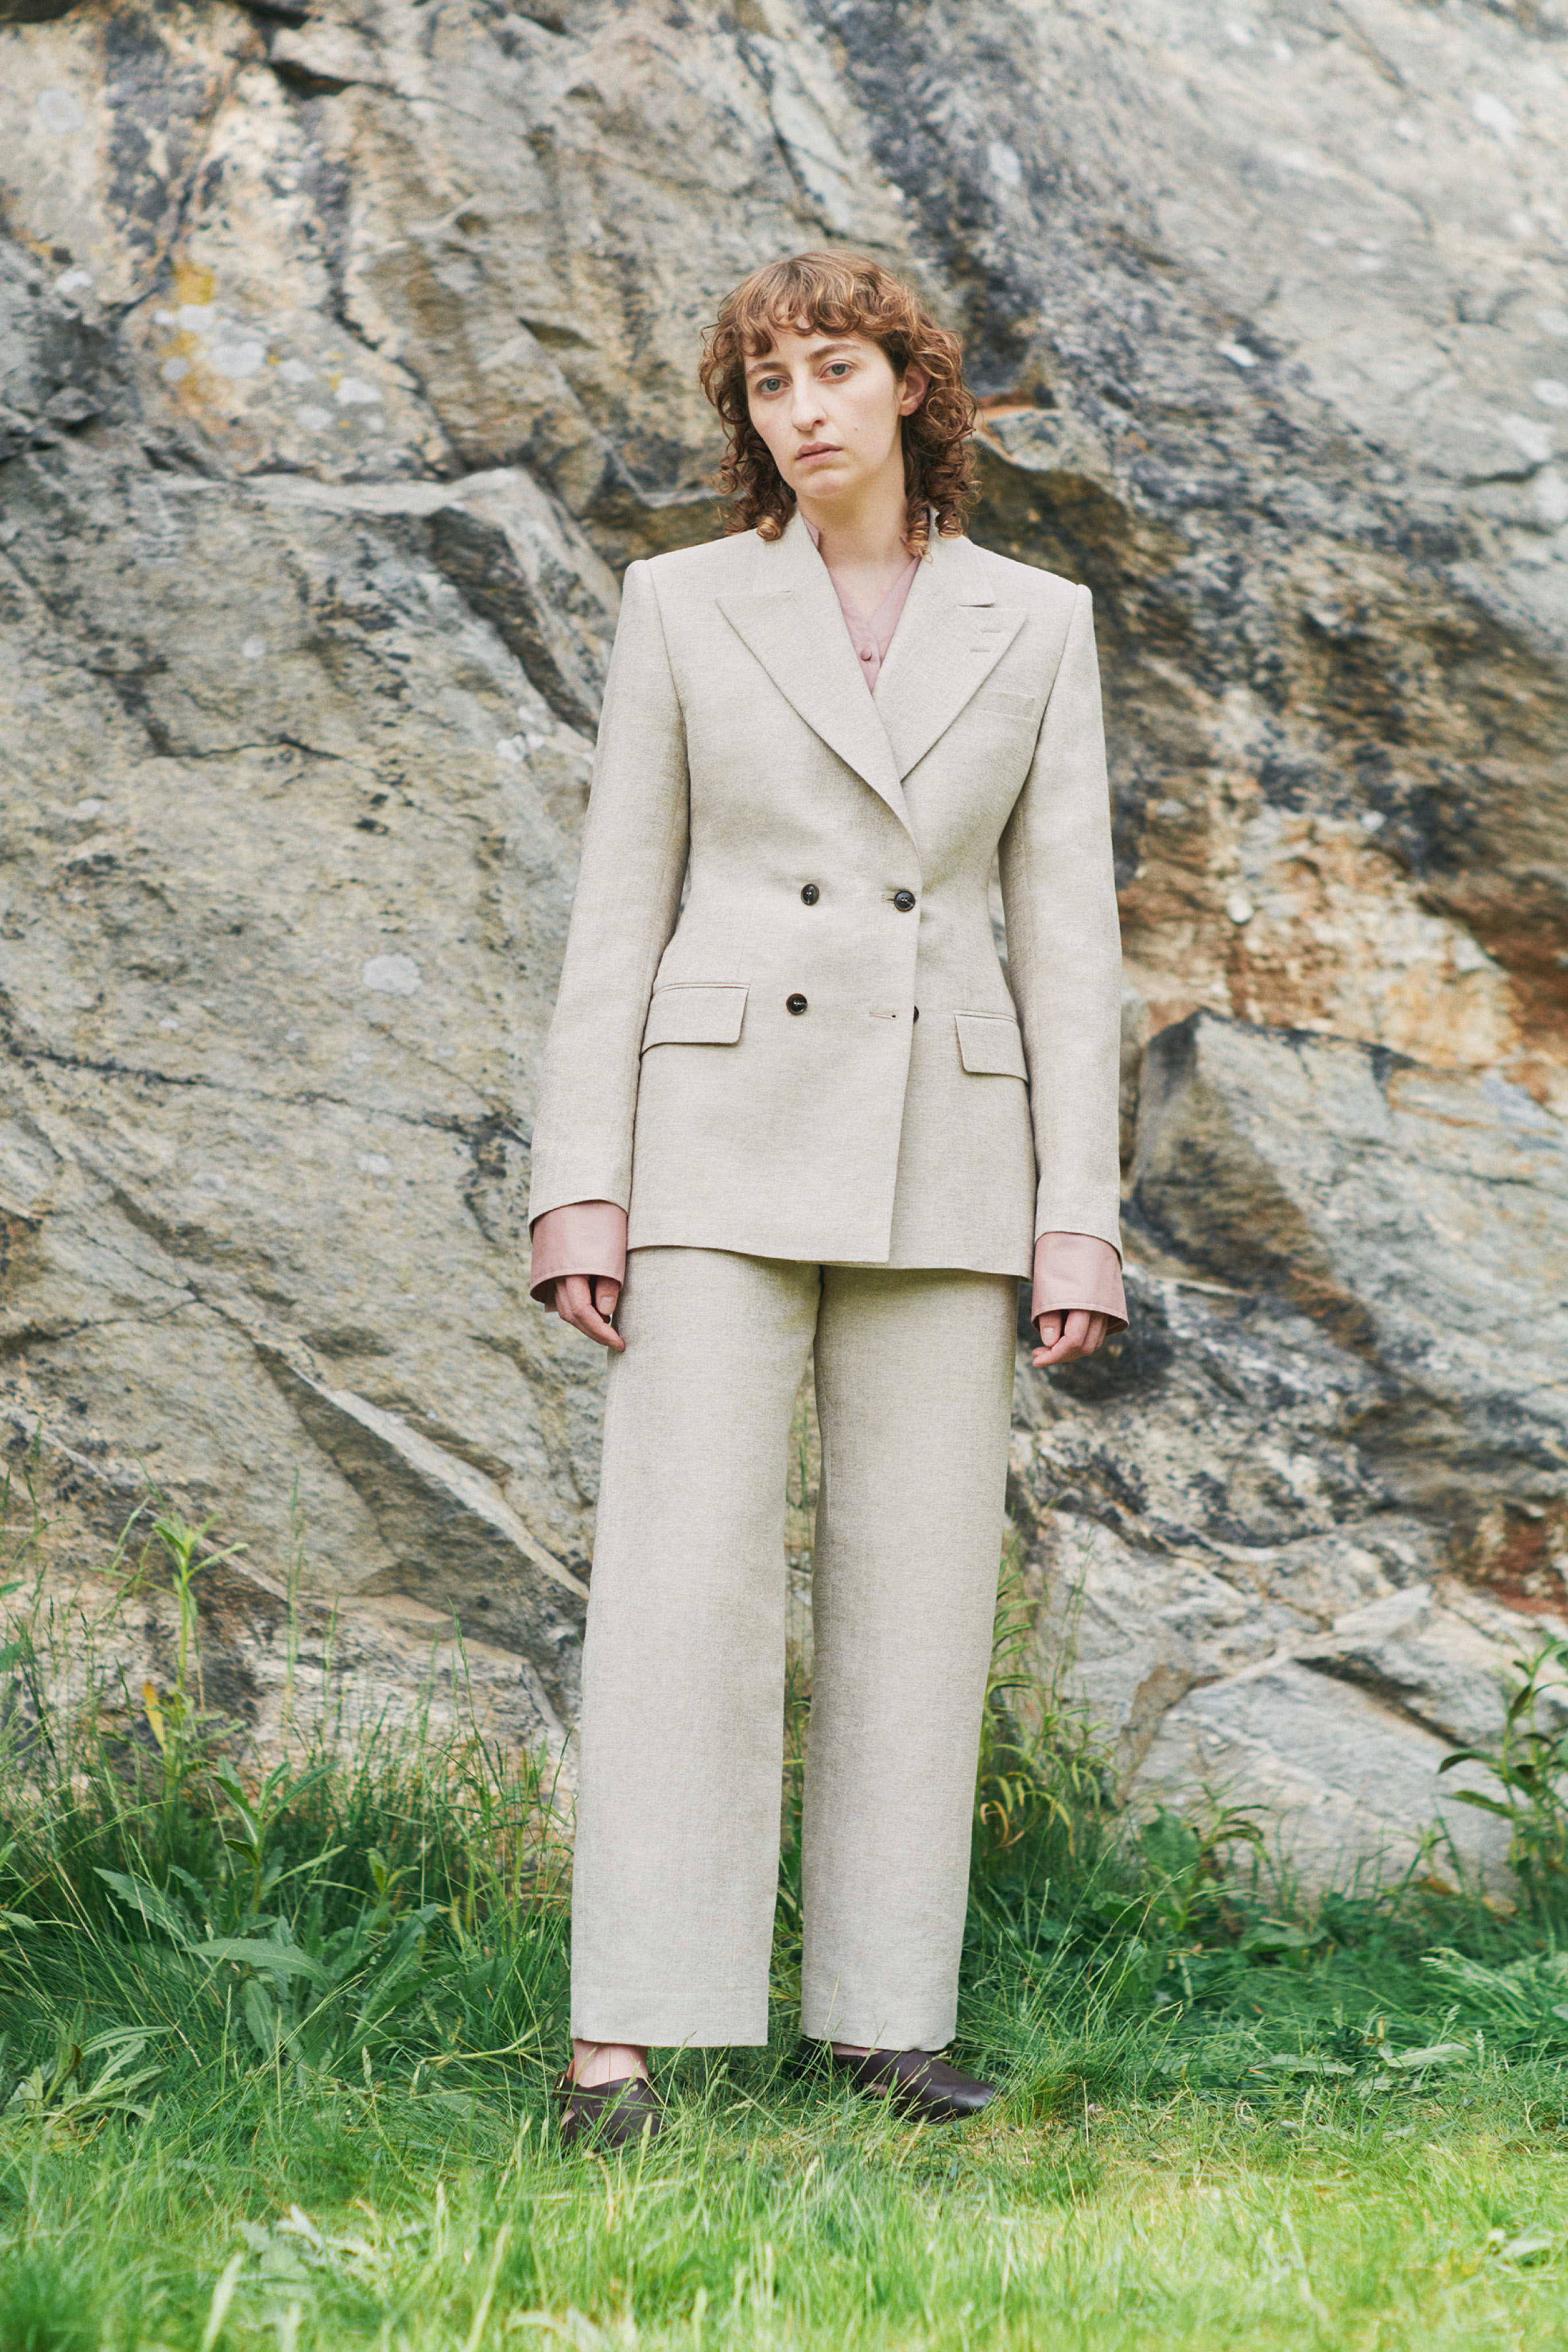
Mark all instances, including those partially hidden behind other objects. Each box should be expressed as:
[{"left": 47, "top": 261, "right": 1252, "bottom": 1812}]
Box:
[
  {"left": 955, "top": 1011, "right": 1028, "bottom": 1080},
  {"left": 995, "top": 689, "right": 1039, "bottom": 721},
  {"left": 642, "top": 984, "right": 749, "bottom": 1050}
]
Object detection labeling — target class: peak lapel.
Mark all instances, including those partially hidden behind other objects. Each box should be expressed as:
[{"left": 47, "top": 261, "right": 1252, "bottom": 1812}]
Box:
[
  {"left": 716, "top": 518, "right": 912, "bottom": 839},
  {"left": 874, "top": 534, "right": 1026, "bottom": 781}
]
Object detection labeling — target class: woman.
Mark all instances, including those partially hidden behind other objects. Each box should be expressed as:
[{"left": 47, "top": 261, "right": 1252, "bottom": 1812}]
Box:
[{"left": 529, "top": 251, "right": 1126, "bottom": 2147}]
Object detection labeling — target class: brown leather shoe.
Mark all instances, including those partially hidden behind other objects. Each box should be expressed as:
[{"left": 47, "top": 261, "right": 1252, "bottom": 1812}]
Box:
[
  {"left": 556, "top": 2070, "right": 663, "bottom": 2151},
  {"left": 829, "top": 2048, "right": 996, "bottom": 2122}
]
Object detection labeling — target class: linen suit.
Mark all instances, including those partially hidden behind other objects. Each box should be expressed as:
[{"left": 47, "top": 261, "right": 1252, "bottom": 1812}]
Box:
[{"left": 528, "top": 511, "right": 1122, "bottom": 2050}]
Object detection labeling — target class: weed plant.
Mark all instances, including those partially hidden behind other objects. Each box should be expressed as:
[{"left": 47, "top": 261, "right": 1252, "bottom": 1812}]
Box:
[
  {"left": 1439, "top": 1631, "right": 1568, "bottom": 1924},
  {"left": 2, "top": 1474, "right": 1568, "bottom": 2347}
]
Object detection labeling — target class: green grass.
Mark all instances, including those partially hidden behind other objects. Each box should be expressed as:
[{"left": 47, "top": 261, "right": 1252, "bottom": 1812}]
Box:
[
  {"left": 2, "top": 1501, "right": 1568, "bottom": 2347},
  {"left": 7, "top": 1916, "right": 1568, "bottom": 2352}
]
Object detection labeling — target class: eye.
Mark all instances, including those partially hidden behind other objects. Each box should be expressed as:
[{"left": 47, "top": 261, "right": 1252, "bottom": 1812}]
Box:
[
  {"left": 824, "top": 362, "right": 852, "bottom": 378},
  {"left": 756, "top": 375, "right": 784, "bottom": 395}
]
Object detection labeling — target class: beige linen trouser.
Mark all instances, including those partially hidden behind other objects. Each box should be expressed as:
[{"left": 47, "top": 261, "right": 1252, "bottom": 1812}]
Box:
[{"left": 569, "top": 1245, "right": 1019, "bottom": 2053}]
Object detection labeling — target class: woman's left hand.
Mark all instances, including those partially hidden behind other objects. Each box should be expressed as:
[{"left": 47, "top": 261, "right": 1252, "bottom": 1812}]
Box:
[
  {"left": 1031, "top": 1309, "right": 1109, "bottom": 1368},
  {"left": 554, "top": 1272, "right": 626, "bottom": 1353}
]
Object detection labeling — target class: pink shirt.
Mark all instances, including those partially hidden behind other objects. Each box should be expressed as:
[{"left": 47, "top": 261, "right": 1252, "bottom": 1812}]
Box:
[
  {"left": 804, "top": 518, "right": 921, "bottom": 694},
  {"left": 529, "top": 522, "right": 1129, "bottom": 1336}
]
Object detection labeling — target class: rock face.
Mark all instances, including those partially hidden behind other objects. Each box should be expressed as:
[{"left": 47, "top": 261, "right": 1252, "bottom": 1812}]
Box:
[
  {"left": 1011, "top": 1012, "right": 1568, "bottom": 1884},
  {"left": 2, "top": 0, "right": 1566, "bottom": 1871}
]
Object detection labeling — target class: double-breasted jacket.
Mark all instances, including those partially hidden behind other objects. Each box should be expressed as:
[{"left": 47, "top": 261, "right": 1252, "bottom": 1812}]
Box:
[{"left": 526, "top": 510, "right": 1123, "bottom": 1279}]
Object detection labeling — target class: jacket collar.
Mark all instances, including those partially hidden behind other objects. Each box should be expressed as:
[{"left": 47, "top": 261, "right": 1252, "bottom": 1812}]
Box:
[
  {"left": 715, "top": 511, "right": 912, "bottom": 837},
  {"left": 872, "top": 526, "right": 1026, "bottom": 781},
  {"left": 715, "top": 512, "right": 1027, "bottom": 822}
]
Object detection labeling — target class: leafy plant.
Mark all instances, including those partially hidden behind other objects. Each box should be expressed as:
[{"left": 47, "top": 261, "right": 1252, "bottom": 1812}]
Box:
[
  {"left": 209, "top": 1755, "right": 339, "bottom": 1915},
  {"left": 972, "top": 1543, "right": 1106, "bottom": 1880},
  {"left": 0, "top": 2006, "right": 161, "bottom": 2140},
  {"left": 1439, "top": 1636, "right": 1568, "bottom": 1923}
]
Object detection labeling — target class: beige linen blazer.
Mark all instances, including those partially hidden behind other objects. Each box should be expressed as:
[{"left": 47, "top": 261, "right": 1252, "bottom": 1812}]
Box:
[{"left": 526, "top": 511, "right": 1122, "bottom": 1278}]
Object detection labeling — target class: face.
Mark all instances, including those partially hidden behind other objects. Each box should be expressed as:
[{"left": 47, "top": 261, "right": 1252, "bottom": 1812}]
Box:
[{"left": 744, "top": 324, "right": 927, "bottom": 510}]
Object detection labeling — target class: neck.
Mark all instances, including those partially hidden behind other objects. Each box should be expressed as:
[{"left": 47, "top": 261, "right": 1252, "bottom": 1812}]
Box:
[{"left": 796, "top": 449, "right": 910, "bottom": 573}]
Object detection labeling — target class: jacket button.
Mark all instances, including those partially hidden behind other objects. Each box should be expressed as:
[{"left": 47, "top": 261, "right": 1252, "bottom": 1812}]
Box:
[
  {"left": 787, "top": 993, "right": 808, "bottom": 1015},
  {"left": 893, "top": 889, "right": 916, "bottom": 912},
  {"left": 913, "top": 1006, "right": 920, "bottom": 1022},
  {"left": 800, "top": 883, "right": 819, "bottom": 905}
]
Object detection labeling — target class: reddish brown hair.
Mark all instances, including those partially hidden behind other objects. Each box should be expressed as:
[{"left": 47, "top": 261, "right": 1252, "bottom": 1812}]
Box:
[{"left": 698, "top": 250, "right": 977, "bottom": 552}]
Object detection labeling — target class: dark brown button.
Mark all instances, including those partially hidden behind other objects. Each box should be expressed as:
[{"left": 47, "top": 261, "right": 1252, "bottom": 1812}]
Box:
[
  {"left": 801, "top": 883, "right": 819, "bottom": 905},
  {"left": 787, "top": 993, "right": 808, "bottom": 1015},
  {"left": 894, "top": 889, "right": 916, "bottom": 912},
  {"left": 913, "top": 1006, "right": 919, "bottom": 1022}
]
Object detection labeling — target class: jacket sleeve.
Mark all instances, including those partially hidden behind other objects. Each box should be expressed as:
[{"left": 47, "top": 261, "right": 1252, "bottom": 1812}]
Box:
[
  {"left": 526, "top": 561, "right": 690, "bottom": 1225},
  {"left": 998, "top": 583, "right": 1124, "bottom": 1257}
]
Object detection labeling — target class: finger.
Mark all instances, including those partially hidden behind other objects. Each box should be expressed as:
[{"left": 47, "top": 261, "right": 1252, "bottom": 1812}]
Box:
[
  {"left": 555, "top": 1275, "right": 593, "bottom": 1327},
  {"left": 557, "top": 1274, "right": 626, "bottom": 1353},
  {"left": 566, "top": 1305, "right": 623, "bottom": 1351},
  {"left": 554, "top": 1276, "right": 618, "bottom": 1351},
  {"left": 1033, "top": 1338, "right": 1077, "bottom": 1365},
  {"left": 588, "top": 1280, "right": 626, "bottom": 1353},
  {"left": 1030, "top": 1310, "right": 1063, "bottom": 1367},
  {"left": 1058, "top": 1311, "right": 1112, "bottom": 1364},
  {"left": 1032, "top": 1309, "right": 1100, "bottom": 1367}
]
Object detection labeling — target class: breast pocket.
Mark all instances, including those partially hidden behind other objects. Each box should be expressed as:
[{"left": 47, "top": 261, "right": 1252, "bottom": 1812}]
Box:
[
  {"left": 954, "top": 1011, "right": 1028, "bottom": 1080},
  {"left": 641, "top": 984, "right": 749, "bottom": 1050}
]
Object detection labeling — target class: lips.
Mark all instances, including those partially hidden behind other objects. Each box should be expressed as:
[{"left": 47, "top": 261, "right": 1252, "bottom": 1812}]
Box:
[{"left": 797, "top": 442, "right": 839, "bottom": 460}]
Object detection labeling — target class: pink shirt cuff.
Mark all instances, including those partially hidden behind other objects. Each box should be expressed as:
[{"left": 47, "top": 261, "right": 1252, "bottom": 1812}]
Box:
[
  {"left": 529, "top": 1212, "right": 1126, "bottom": 1330},
  {"left": 529, "top": 1200, "right": 628, "bottom": 1306},
  {"left": 1031, "top": 1231, "right": 1128, "bottom": 1334}
]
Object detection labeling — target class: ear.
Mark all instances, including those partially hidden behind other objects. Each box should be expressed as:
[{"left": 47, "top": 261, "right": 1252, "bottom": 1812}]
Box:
[{"left": 898, "top": 366, "right": 930, "bottom": 416}]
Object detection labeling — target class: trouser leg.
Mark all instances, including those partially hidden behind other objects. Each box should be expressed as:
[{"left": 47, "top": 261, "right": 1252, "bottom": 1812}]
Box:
[
  {"left": 801, "top": 1265, "right": 1018, "bottom": 2050},
  {"left": 569, "top": 1246, "right": 818, "bottom": 2047}
]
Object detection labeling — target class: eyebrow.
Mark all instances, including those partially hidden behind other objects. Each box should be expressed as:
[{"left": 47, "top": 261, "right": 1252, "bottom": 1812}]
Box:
[{"left": 744, "top": 339, "right": 858, "bottom": 377}]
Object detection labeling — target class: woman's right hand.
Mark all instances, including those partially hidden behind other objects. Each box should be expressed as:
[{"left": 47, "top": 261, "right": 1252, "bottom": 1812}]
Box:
[{"left": 553, "top": 1273, "right": 625, "bottom": 1352}]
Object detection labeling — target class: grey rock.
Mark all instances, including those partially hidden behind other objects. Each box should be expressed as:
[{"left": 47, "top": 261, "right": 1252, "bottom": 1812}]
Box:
[
  {"left": 1295, "top": 1584, "right": 1530, "bottom": 1752},
  {"left": 0, "top": 2, "right": 1565, "bottom": 1878},
  {"left": 0, "top": 424, "right": 611, "bottom": 1736},
  {"left": 257, "top": 1346, "right": 588, "bottom": 1722},
  {"left": 1130, "top": 1011, "right": 1568, "bottom": 1574},
  {"left": 0, "top": 1387, "right": 573, "bottom": 1772},
  {"left": 1013, "top": 1012, "right": 1568, "bottom": 1886},
  {"left": 1132, "top": 1662, "right": 1508, "bottom": 1895},
  {"left": 0, "top": 231, "right": 117, "bottom": 430},
  {"left": 250, "top": 468, "right": 623, "bottom": 737}
]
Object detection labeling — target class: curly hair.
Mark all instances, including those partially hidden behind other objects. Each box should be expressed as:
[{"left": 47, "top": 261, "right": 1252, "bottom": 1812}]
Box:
[{"left": 698, "top": 251, "right": 977, "bottom": 552}]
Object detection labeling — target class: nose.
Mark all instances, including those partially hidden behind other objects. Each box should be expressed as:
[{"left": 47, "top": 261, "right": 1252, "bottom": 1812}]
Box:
[{"left": 789, "top": 372, "right": 825, "bottom": 434}]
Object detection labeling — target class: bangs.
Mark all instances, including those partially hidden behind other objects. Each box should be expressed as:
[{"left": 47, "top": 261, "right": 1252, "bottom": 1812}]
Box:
[{"left": 727, "top": 256, "right": 914, "bottom": 362}]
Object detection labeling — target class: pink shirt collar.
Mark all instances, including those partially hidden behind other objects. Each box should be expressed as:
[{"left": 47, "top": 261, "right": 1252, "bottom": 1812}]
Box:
[{"left": 802, "top": 517, "right": 921, "bottom": 694}]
